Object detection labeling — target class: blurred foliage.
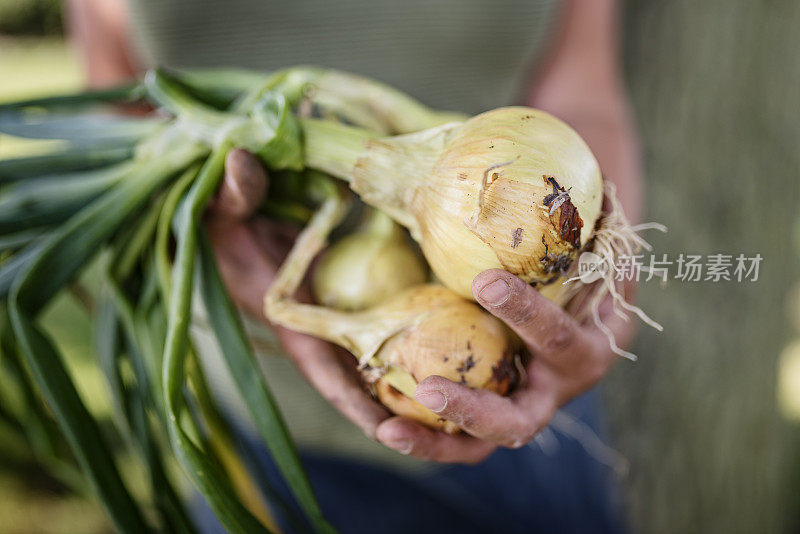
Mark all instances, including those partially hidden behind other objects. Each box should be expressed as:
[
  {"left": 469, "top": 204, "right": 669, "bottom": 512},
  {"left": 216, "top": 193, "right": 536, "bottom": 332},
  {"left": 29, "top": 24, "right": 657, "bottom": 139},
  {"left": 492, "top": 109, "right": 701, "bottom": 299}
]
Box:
[
  {"left": 0, "top": 0, "right": 63, "bottom": 35},
  {"left": 0, "top": 291, "right": 114, "bottom": 534},
  {"left": 0, "top": 38, "right": 112, "bottom": 533},
  {"left": 0, "top": 470, "right": 110, "bottom": 534}
]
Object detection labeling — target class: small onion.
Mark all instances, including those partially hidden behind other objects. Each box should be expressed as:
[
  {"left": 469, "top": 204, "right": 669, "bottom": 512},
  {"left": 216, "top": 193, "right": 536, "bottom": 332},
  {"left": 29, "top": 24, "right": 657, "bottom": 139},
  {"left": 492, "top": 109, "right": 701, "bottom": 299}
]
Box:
[
  {"left": 366, "top": 285, "right": 518, "bottom": 433},
  {"left": 312, "top": 209, "right": 427, "bottom": 311}
]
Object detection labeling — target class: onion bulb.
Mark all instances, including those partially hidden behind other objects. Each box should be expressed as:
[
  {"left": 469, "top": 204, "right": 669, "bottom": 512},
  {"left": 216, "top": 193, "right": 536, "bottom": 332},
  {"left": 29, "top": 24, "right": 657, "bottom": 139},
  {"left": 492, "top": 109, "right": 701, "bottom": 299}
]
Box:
[
  {"left": 265, "top": 187, "right": 519, "bottom": 432},
  {"left": 302, "top": 107, "right": 603, "bottom": 301},
  {"left": 364, "top": 284, "right": 518, "bottom": 433},
  {"left": 312, "top": 208, "right": 428, "bottom": 311}
]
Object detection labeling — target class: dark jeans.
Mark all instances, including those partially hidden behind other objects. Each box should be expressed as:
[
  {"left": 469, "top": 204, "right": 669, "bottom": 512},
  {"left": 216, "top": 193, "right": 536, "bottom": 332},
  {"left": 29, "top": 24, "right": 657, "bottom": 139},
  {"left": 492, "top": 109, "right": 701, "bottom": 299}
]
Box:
[{"left": 196, "top": 388, "right": 626, "bottom": 534}]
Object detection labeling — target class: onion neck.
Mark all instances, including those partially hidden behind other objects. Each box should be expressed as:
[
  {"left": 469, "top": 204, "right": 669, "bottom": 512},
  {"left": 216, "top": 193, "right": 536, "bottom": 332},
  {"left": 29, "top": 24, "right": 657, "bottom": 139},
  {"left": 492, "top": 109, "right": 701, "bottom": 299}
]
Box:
[
  {"left": 301, "top": 117, "right": 461, "bottom": 240},
  {"left": 300, "top": 118, "right": 375, "bottom": 181}
]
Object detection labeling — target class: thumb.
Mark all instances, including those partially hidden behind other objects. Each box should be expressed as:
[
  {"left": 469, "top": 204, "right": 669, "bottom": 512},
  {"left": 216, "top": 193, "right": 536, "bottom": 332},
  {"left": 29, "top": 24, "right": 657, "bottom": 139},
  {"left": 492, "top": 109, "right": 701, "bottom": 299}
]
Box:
[{"left": 208, "top": 148, "right": 267, "bottom": 222}]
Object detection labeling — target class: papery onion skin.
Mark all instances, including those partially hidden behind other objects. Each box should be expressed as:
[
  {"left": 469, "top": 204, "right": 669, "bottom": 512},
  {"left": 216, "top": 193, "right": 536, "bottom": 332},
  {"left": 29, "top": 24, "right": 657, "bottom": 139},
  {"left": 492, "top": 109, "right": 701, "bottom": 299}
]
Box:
[
  {"left": 347, "top": 107, "right": 604, "bottom": 300},
  {"left": 364, "top": 285, "right": 519, "bottom": 432}
]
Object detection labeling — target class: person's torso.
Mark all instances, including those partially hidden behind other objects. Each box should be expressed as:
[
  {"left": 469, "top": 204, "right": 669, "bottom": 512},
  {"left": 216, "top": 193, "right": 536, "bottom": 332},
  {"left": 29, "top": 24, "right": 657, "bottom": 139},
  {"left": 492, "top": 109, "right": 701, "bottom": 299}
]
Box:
[{"left": 127, "top": 0, "right": 560, "bottom": 114}]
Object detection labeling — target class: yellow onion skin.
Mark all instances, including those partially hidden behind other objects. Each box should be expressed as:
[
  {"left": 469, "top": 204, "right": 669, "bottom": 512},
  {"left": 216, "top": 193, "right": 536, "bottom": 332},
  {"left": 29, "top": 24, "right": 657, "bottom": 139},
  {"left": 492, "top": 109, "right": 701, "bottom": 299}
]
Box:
[
  {"left": 365, "top": 285, "right": 519, "bottom": 433},
  {"left": 312, "top": 212, "right": 427, "bottom": 311},
  {"left": 351, "top": 107, "right": 603, "bottom": 300}
]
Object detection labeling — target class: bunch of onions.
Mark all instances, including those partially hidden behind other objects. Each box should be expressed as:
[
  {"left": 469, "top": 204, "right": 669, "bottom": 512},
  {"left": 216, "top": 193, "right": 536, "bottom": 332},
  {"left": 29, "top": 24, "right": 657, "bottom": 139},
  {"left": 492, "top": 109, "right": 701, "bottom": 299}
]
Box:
[
  {"left": 299, "top": 108, "right": 664, "bottom": 357},
  {"left": 265, "top": 184, "right": 520, "bottom": 433},
  {"left": 0, "top": 65, "right": 662, "bottom": 532},
  {"left": 312, "top": 208, "right": 428, "bottom": 310}
]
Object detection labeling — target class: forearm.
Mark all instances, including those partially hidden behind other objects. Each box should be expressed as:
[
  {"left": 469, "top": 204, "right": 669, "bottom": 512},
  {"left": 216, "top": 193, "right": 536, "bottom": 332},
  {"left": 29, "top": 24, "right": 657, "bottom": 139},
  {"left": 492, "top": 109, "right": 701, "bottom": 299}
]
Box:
[
  {"left": 526, "top": 0, "right": 642, "bottom": 224},
  {"left": 65, "top": 0, "right": 139, "bottom": 87},
  {"left": 535, "top": 102, "right": 643, "bottom": 225}
]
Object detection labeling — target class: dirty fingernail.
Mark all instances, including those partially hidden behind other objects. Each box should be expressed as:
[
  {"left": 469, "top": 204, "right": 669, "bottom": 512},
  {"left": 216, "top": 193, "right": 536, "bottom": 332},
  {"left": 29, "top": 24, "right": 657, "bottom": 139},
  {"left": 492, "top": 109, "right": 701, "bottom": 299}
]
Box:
[
  {"left": 416, "top": 391, "right": 447, "bottom": 412},
  {"left": 478, "top": 279, "right": 511, "bottom": 305}
]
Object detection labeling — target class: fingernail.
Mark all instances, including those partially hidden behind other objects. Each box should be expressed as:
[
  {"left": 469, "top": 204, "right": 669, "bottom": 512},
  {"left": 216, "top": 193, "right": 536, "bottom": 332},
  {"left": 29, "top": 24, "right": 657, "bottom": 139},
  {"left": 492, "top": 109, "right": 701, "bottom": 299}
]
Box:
[
  {"left": 384, "top": 438, "right": 413, "bottom": 455},
  {"left": 478, "top": 279, "right": 511, "bottom": 305},
  {"left": 416, "top": 391, "right": 447, "bottom": 412}
]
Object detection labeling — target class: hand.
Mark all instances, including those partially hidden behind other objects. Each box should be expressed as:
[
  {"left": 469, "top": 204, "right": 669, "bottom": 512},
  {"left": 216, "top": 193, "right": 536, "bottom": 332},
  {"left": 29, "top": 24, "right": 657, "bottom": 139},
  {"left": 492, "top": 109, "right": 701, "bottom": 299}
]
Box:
[
  {"left": 374, "top": 269, "right": 636, "bottom": 463},
  {"left": 205, "top": 149, "right": 389, "bottom": 437}
]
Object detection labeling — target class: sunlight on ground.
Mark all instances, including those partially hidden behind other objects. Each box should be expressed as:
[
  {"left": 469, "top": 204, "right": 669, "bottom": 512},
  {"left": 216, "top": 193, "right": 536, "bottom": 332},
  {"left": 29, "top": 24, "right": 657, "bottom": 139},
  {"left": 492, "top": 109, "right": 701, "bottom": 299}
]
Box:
[
  {"left": 0, "top": 36, "right": 82, "bottom": 158},
  {"left": 779, "top": 341, "right": 800, "bottom": 421},
  {"left": 0, "top": 473, "right": 109, "bottom": 534},
  {"left": 0, "top": 36, "right": 82, "bottom": 100}
]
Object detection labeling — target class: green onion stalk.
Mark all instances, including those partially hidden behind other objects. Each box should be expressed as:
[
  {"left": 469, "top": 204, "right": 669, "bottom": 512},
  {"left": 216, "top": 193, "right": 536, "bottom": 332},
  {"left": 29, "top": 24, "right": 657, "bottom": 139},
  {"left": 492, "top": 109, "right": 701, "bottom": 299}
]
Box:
[{"left": 0, "top": 65, "right": 468, "bottom": 533}]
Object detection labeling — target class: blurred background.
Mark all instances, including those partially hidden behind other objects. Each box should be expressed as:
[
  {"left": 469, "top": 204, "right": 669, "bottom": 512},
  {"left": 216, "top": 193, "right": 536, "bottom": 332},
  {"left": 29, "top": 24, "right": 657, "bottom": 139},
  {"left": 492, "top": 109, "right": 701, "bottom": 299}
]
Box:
[{"left": 0, "top": 0, "right": 798, "bottom": 533}]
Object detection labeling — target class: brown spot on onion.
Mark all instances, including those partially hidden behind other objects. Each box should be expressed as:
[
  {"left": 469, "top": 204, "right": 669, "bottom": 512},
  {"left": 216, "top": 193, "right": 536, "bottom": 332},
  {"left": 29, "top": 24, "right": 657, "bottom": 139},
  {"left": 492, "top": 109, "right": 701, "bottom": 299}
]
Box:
[
  {"left": 541, "top": 175, "right": 583, "bottom": 249},
  {"left": 511, "top": 227, "right": 524, "bottom": 249}
]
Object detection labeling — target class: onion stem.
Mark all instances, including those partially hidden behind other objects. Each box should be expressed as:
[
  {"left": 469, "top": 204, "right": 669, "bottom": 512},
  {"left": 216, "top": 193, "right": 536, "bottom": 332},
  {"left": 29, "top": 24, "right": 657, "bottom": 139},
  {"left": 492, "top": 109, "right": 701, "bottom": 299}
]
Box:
[
  {"left": 299, "top": 118, "right": 375, "bottom": 181},
  {"left": 265, "top": 183, "right": 424, "bottom": 368}
]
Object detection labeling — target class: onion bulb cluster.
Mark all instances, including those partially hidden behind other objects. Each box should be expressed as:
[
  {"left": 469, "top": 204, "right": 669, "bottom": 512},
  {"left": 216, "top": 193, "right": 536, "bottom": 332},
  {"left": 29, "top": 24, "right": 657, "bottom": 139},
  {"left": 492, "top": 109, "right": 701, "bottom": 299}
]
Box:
[
  {"left": 264, "top": 187, "right": 519, "bottom": 432},
  {"left": 0, "top": 64, "right": 664, "bottom": 529}
]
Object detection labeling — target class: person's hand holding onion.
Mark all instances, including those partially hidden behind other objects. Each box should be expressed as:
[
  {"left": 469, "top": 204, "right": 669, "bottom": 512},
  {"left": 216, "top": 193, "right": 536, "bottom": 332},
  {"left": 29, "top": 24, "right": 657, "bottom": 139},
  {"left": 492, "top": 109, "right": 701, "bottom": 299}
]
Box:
[{"left": 210, "top": 106, "right": 652, "bottom": 463}]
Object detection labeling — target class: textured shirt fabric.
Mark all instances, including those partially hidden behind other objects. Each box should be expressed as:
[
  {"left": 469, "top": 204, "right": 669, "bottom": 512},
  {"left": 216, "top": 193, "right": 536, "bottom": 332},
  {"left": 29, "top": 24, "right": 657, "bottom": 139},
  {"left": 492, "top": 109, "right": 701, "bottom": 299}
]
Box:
[
  {"left": 127, "top": 0, "right": 560, "bottom": 469},
  {"left": 126, "top": 0, "right": 559, "bottom": 115}
]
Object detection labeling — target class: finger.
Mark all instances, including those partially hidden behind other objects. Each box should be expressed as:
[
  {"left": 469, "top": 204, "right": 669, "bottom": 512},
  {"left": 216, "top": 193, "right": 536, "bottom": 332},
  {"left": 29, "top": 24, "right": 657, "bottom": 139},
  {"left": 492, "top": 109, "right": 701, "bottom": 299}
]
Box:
[
  {"left": 208, "top": 216, "right": 315, "bottom": 326},
  {"left": 277, "top": 328, "right": 390, "bottom": 438},
  {"left": 375, "top": 417, "right": 496, "bottom": 464},
  {"left": 207, "top": 222, "right": 277, "bottom": 320},
  {"left": 249, "top": 218, "right": 299, "bottom": 264},
  {"left": 414, "top": 375, "right": 556, "bottom": 448},
  {"left": 472, "top": 269, "right": 596, "bottom": 368},
  {"left": 208, "top": 148, "right": 267, "bottom": 222}
]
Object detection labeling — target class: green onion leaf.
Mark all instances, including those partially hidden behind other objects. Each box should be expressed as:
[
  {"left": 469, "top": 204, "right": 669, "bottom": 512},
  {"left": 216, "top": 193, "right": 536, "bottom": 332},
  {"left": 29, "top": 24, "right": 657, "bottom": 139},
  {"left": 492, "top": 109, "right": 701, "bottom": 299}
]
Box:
[
  {"left": 0, "top": 145, "right": 135, "bottom": 184},
  {"left": 197, "top": 231, "right": 333, "bottom": 533},
  {"left": 161, "top": 143, "right": 273, "bottom": 533}
]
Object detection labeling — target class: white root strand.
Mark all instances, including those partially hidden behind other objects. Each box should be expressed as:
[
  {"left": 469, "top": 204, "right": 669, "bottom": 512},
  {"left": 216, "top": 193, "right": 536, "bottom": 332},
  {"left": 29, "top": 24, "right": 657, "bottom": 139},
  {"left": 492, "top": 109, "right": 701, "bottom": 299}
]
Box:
[
  {"left": 560, "top": 181, "right": 667, "bottom": 361},
  {"left": 547, "top": 410, "right": 630, "bottom": 478}
]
